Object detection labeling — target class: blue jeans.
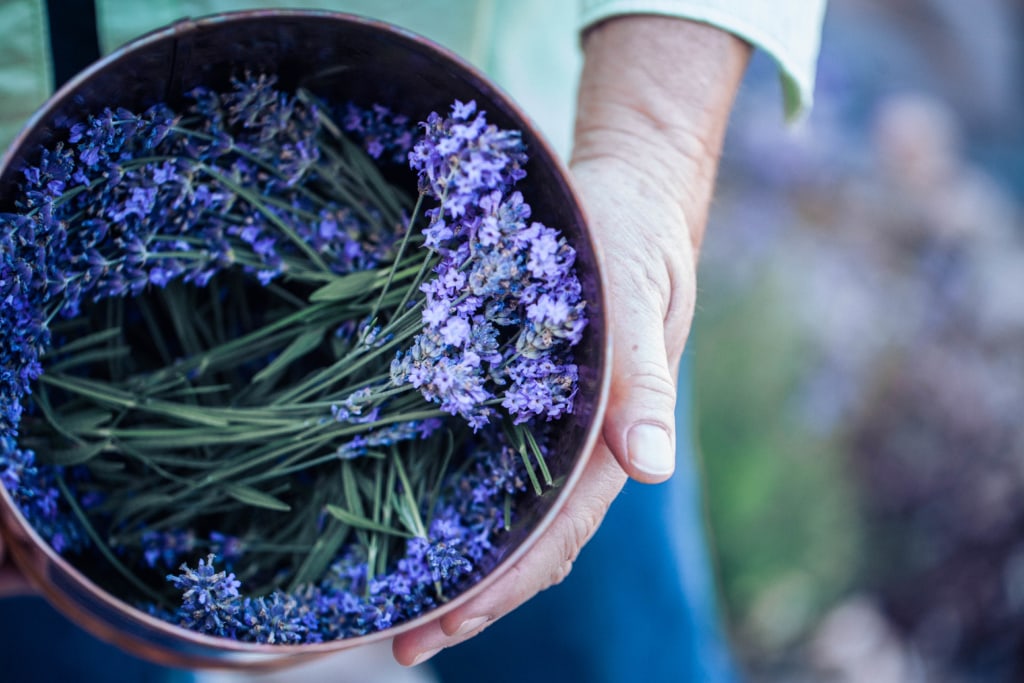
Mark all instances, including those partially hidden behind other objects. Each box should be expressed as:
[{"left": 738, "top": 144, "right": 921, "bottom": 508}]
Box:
[{"left": 0, "top": 595, "right": 192, "bottom": 683}]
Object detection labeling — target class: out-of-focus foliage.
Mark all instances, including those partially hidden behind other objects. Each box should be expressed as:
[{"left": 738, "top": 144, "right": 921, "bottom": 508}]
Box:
[{"left": 695, "top": 1, "right": 1024, "bottom": 681}]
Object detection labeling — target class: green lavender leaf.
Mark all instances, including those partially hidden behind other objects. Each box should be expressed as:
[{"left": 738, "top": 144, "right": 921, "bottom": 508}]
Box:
[
  {"left": 42, "top": 440, "right": 111, "bottom": 466},
  {"left": 391, "top": 451, "right": 427, "bottom": 538},
  {"left": 522, "top": 427, "right": 553, "bottom": 486},
  {"left": 252, "top": 327, "right": 325, "bottom": 384},
  {"left": 308, "top": 269, "right": 386, "bottom": 303},
  {"left": 47, "top": 345, "right": 131, "bottom": 372},
  {"left": 226, "top": 484, "right": 292, "bottom": 512},
  {"left": 288, "top": 517, "right": 349, "bottom": 591},
  {"left": 325, "top": 504, "right": 414, "bottom": 538},
  {"left": 505, "top": 422, "right": 543, "bottom": 495},
  {"left": 85, "top": 459, "right": 126, "bottom": 475},
  {"left": 42, "top": 327, "right": 121, "bottom": 358},
  {"left": 110, "top": 491, "right": 177, "bottom": 524},
  {"left": 40, "top": 374, "right": 231, "bottom": 428},
  {"left": 56, "top": 409, "right": 114, "bottom": 433}
]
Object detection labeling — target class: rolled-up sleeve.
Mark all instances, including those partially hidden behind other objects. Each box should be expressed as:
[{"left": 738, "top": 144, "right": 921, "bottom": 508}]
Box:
[{"left": 579, "top": 0, "right": 827, "bottom": 121}]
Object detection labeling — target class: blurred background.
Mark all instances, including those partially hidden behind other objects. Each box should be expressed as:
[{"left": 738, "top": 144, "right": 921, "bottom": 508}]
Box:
[{"left": 695, "top": 0, "right": 1024, "bottom": 681}]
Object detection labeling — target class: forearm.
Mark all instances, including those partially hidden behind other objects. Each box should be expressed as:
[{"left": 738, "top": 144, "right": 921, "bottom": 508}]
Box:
[{"left": 572, "top": 16, "right": 751, "bottom": 254}]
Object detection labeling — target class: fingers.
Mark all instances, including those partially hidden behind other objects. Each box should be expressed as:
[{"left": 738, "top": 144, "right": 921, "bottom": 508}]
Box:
[
  {"left": 0, "top": 569, "right": 32, "bottom": 598},
  {"left": 0, "top": 532, "right": 33, "bottom": 597},
  {"left": 392, "top": 442, "right": 627, "bottom": 666}
]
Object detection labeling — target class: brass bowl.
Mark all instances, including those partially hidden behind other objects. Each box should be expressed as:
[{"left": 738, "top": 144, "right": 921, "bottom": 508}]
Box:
[{"left": 0, "top": 10, "right": 609, "bottom": 669}]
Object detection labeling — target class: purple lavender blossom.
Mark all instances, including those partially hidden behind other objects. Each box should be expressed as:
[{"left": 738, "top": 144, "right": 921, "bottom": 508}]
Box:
[
  {"left": 168, "top": 554, "right": 242, "bottom": 637},
  {"left": 330, "top": 387, "right": 381, "bottom": 424},
  {"left": 0, "top": 211, "right": 68, "bottom": 435},
  {"left": 335, "top": 418, "right": 443, "bottom": 459},
  {"left": 395, "top": 103, "right": 587, "bottom": 426},
  {"left": 341, "top": 102, "right": 415, "bottom": 164},
  {"left": 239, "top": 593, "right": 306, "bottom": 644},
  {"left": 409, "top": 100, "right": 527, "bottom": 227},
  {"left": 425, "top": 512, "right": 472, "bottom": 581},
  {"left": 0, "top": 437, "right": 84, "bottom": 553},
  {"left": 392, "top": 327, "right": 496, "bottom": 429},
  {"left": 502, "top": 358, "right": 579, "bottom": 423},
  {"left": 141, "top": 530, "right": 197, "bottom": 569},
  {"left": 208, "top": 532, "right": 245, "bottom": 564}
]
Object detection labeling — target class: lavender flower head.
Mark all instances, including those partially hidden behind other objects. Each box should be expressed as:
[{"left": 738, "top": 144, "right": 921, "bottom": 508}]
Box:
[
  {"left": 410, "top": 100, "right": 526, "bottom": 219},
  {"left": 168, "top": 554, "right": 242, "bottom": 637},
  {"left": 396, "top": 101, "right": 587, "bottom": 427}
]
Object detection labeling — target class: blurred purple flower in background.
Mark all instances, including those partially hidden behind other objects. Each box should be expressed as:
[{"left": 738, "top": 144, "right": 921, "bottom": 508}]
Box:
[{"left": 696, "top": 1, "right": 1024, "bottom": 680}]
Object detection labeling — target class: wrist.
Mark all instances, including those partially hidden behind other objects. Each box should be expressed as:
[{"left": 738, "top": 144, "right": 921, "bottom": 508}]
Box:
[{"left": 572, "top": 16, "right": 750, "bottom": 246}]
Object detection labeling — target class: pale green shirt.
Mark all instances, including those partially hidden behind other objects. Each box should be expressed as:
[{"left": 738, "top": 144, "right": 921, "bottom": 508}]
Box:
[
  {"left": 0, "top": 0, "right": 825, "bottom": 157},
  {"left": 581, "top": 0, "right": 826, "bottom": 121}
]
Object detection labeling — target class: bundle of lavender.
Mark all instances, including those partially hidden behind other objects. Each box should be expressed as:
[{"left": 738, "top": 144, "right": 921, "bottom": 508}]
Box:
[{"left": 0, "top": 75, "right": 585, "bottom": 643}]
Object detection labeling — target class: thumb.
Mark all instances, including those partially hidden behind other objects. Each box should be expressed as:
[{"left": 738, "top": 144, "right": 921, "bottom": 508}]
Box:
[
  {"left": 570, "top": 158, "right": 694, "bottom": 485},
  {"left": 603, "top": 291, "right": 680, "bottom": 483}
]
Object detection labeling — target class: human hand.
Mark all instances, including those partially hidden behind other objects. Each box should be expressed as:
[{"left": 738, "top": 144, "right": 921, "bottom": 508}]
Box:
[
  {"left": 0, "top": 531, "right": 33, "bottom": 597},
  {"left": 392, "top": 16, "right": 749, "bottom": 666}
]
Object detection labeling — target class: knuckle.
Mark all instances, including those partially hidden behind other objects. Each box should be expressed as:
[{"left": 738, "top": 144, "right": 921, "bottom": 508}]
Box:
[
  {"left": 627, "top": 361, "right": 678, "bottom": 409},
  {"left": 607, "top": 247, "right": 694, "bottom": 346},
  {"left": 550, "top": 558, "right": 574, "bottom": 588}
]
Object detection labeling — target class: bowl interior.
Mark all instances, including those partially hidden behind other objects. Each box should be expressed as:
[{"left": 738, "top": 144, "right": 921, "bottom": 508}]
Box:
[{"left": 0, "top": 10, "right": 608, "bottom": 664}]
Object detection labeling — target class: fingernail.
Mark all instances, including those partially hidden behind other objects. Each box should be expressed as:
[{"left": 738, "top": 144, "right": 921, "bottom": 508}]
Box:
[
  {"left": 627, "top": 424, "right": 674, "bottom": 477},
  {"left": 454, "top": 615, "right": 489, "bottom": 637},
  {"left": 411, "top": 647, "right": 442, "bottom": 667}
]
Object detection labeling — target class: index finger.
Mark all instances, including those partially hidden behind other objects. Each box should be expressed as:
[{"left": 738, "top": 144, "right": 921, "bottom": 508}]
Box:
[{"left": 0, "top": 532, "right": 34, "bottom": 597}]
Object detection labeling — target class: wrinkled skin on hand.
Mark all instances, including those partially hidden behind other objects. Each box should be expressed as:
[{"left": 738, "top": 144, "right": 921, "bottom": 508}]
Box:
[{"left": 393, "top": 16, "right": 750, "bottom": 667}]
